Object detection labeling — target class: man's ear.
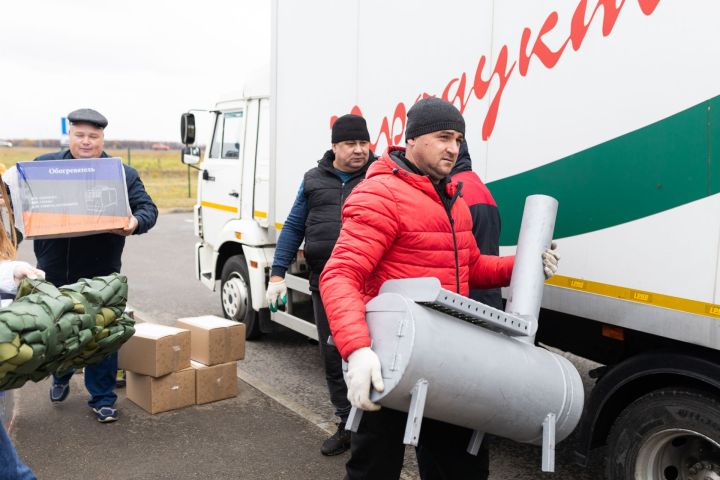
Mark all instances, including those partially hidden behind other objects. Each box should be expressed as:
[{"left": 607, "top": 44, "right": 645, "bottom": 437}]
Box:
[
  {"left": 406, "top": 138, "right": 415, "bottom": 147},
  {"left": 331, "top": 143, "right": 337, "bottom": 155}
]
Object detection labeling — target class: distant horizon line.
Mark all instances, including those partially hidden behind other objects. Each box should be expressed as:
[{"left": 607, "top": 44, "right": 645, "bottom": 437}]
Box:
[{"left": 1, "top": 139, "right": 206, "bottom": 149}]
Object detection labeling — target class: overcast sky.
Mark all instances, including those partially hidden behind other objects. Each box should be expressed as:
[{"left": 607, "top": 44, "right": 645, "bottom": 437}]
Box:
[{"left": 0, "top": 0, "right": 270, "bottom": 142}]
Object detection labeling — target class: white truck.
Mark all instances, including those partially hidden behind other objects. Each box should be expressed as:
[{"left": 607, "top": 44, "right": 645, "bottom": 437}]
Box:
[{"left": 180, "top": 0, "right": 720, "bottom": 477}]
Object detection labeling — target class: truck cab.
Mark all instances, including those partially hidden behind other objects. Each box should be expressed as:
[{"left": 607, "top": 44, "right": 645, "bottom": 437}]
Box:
[{"left": 180, "top": 74, "right": 317, "bottom": 341}]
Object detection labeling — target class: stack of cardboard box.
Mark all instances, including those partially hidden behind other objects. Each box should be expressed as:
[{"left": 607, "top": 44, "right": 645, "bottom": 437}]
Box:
[
  {"left": 176, "top": 316, "right": 245, "bottom": 405},
  {"left": 118, "top": 323, "right": 194, "bottom": 414},
  {"left": 119, "top": 317, "right": 245, "bottom": 414}
]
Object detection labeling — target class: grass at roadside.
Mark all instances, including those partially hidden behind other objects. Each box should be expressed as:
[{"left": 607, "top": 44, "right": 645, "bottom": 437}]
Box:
[{"left": 0, "top": 147, "right": 197, "bottom": 209}]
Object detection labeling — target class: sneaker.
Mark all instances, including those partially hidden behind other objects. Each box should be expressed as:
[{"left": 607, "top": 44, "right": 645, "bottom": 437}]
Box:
[
  {"left": 321, "top": 422, "right": 351, "bottom": 456},
  {"left": 115, "top": 369, "right": 126, "bottom": 388},
  {"left": 49, "top": 383, "right": 70, "bottom": 403},
  {"left": 93, "top": 406, "right": 119, "bottom": 423}
]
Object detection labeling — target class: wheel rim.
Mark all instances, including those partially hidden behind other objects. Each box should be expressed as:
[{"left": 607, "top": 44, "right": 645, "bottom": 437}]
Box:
[
  {"left": 222, "top": 274, "right": 248, "bottom": 320},
  {"left": 635, "top": 428, "right": 720, "bottom": 480}
]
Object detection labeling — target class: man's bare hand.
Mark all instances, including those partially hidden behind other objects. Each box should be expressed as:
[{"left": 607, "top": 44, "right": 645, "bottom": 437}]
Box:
[{"left": 111, "top": 216, "right": 139, "bottom": 236}]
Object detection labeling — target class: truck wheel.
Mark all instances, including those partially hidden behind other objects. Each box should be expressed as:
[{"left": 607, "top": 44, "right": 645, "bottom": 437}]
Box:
[
  {"left": 220, "top": 255, "right": 261, "bottom": 340},
  {"left": 606, "top": 388, "right": 720, "bottom": 480}
]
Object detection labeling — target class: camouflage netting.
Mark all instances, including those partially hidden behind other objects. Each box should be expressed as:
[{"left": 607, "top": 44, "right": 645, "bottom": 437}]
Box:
[{"left": 0, "top": 273, "right": 135, "bottom": 390}]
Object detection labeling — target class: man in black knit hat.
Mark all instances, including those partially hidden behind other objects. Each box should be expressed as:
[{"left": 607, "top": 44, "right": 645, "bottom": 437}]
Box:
[{"left": 266, "top": 114, "right": 376, "bottom": 455}]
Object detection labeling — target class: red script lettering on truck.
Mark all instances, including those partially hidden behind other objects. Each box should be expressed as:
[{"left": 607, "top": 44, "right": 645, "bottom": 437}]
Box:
[{"left": 331, "top": 0, "right": 661, "bottom": 150}]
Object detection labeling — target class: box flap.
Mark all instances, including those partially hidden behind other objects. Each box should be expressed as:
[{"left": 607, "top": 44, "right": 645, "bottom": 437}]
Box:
[
  {"left": 177, "top": 316, "right": 239, "bottom": 330},
  {"left": 134, "top": 322, "right": 189, "bottom": 340}
]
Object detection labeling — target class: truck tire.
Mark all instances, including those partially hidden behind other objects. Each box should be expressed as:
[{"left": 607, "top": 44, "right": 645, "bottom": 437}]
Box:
[
  {"left": 220, "top": 255, "right": 261, "bottom": 340},
  {"left": 606, "top": 388, "right": 720, "bottom": 480}
]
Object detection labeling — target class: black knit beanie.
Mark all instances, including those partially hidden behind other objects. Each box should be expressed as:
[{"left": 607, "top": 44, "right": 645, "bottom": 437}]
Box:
[
  {"left": 332, "top": 114, "right": 370, "bottom": 144},
  {"left": 405, "top": 97, "right": 465, "bottom": 141}
]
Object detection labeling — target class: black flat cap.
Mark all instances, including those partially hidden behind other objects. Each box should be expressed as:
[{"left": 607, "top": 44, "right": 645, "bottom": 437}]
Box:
[{"left": 68, "top": 108, "right": 108, "bottom": 129}]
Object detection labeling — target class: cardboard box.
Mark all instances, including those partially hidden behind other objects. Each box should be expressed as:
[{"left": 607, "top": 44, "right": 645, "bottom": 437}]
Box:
[
  {"left": 119, "top": 323, "right": 191, "bottom": 377},
  {"left": 176, "top": 316, "right": 245, "bottom": 366},
  {"left": 12, "top": 158, "right": 131, "bottom": 239},
  {"left": 191, "top": 360, "right": 238, "bottom": 405},
  {"left": 126, "top": 369, "right": 195, "bottom": 414}
]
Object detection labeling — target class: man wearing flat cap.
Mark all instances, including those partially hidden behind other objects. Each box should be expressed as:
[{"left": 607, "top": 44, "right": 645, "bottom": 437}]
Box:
[
  {"left": 266, "top": 114, "right": 376, "bottom": 456},
  {"left": 319, "top": 98, "right": 560, "bottom": 479},
  {"left": 33, "top": 108, "right": 158, "bottom": 423}
]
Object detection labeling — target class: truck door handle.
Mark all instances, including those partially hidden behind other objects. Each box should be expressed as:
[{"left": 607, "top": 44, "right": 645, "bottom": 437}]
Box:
[
  {"left": 202, "top": 170, "right": 215, "bottom": 181},
  {"left": 228, "top": 191, "right": 239, "bottom": 198}
]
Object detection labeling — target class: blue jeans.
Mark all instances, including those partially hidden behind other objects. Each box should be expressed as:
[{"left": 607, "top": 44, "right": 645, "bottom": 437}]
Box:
[
  {"left": 0, "top": 423, "right": 36, "bottom": 480},
  {"left": 52, "top": 352, "right": 118, "bottom": 409}
]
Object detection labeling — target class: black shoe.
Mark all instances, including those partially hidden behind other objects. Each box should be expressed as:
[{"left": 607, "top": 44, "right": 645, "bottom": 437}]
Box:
[{"left": 321, "top": 423, "right": 351, "bottom": 456}]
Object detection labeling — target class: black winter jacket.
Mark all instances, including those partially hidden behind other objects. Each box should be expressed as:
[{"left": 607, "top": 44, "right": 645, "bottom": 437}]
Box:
[
  {"left": 450, "top": 142, "right": 503, "bottom": 309},
  {"left": 32, "top": 150, "right": 158, "bottom": 286},
  {"left": 303, "top": 150, "right": 375, "bottom": 290}
]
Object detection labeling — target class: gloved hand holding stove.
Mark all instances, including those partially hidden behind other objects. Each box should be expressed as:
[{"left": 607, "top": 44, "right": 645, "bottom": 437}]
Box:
[
  {"left": 543, "top": 242, "right": 560, "bottom": 279},
  {"left": 346, "top": 347, "right": 385, "bottom": 411}
]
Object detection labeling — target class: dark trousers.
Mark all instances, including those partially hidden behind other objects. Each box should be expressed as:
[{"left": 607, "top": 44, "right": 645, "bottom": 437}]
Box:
[
  {"left": 346, "top": 407, "right": 489, "bottom": 480},
  {"left": 52, "top": 352, "right": 118, "bottom": 409},
  {"left": 311, "top": 290, "right": 351, "bottom": 422}
]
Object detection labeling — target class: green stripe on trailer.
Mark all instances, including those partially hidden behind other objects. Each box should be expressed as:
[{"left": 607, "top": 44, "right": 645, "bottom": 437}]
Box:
[
  {"left": 711, "top": 96, "right": 720, "bottom": 195},
  {"left": 492, "top": 96, "right": 718, "bottom": 246}
]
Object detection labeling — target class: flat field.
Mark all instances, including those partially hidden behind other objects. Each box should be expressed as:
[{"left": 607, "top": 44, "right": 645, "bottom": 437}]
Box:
[{"left": 0, "top": 147, "right": 197, "bottom": 209}]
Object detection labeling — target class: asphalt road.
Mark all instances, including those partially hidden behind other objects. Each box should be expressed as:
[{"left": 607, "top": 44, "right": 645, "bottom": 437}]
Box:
[
  {"left": 13, "top": 375, "right": 348, "bottom": 480},
  {"left": 17, "top": 212, "right": 605, "bottom": 479}
]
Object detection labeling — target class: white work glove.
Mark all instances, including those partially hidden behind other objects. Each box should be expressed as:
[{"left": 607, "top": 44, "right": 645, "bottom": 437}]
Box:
[
  {"left": 13, "top": 262, "right": 45, "bottom": 283},
  {"left": 266, "top": 278, "right": 287, "bottom": 313},
  {"left": 542, "top": 241, "right": 560, "bottom": 279},
  {"left": 346, "top": 347, "right": 384, "bottom": 411},
  {"left": 0, "top": 261, "right": 45, "bottom": 295}
]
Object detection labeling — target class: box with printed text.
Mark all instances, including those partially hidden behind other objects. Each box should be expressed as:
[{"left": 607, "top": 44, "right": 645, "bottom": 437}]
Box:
[{"left": 13, "top": 157, "right": 130, "bottom": 239}]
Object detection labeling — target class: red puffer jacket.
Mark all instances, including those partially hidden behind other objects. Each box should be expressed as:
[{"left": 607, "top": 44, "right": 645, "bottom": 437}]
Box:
[{"left": 320, "top": 147, "right": 514, "bottom": 359}]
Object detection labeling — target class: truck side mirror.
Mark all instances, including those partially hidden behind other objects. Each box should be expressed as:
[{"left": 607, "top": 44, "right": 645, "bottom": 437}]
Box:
[
  {"left": 181, "top": 146, "right": 201, "bottom": 166},
  {"left": 180, "top": 113, "right": 196, "bottom": 145}
]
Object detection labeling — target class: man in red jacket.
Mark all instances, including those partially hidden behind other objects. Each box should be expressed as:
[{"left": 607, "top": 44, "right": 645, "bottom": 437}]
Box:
[{"left": 320, "top": 97, "right": 559, "bottom": 479}]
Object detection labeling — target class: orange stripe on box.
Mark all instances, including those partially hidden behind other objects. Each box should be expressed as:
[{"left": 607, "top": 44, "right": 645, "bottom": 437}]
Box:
[{"left": 23, "top": 212, "right": 129, "bottom": 237}]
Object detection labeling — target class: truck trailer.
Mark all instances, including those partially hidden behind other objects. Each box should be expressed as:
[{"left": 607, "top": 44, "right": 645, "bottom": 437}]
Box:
[{"left": 180, "top": 1, "right": 720, "bottom": 477}]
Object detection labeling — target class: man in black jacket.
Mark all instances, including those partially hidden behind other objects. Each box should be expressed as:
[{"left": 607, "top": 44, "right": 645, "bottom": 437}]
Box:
[
  {"left": 37, "top": 108, "right": 158, "bottom": 423},
  {"left": 265, "top": 114, "right": 375, "bottom": 455},
  {"left": 450, "top": 140, "right": 503, "bottom": 309}
]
